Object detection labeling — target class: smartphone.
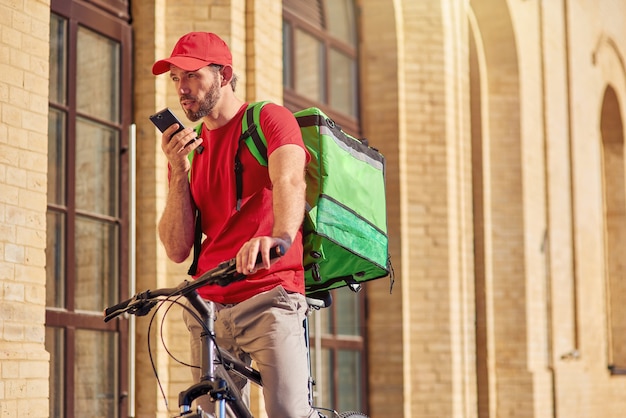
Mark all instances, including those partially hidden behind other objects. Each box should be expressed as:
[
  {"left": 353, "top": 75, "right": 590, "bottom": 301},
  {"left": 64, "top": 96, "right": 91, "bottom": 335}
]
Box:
[{"left": 149, "top": 108, "right": 185, "bottom": 137}]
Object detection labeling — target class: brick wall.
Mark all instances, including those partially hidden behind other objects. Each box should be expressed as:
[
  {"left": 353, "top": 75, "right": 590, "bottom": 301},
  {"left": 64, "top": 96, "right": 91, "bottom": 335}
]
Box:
[
  {"left": 0, "top": 0, "right": 50, "bottom": 416},
  {"left": 361, "top": 0, "right": 478, "bottom": 416},
  {"left": 361, "top": 0, "right": 626, "bottom": 417}
]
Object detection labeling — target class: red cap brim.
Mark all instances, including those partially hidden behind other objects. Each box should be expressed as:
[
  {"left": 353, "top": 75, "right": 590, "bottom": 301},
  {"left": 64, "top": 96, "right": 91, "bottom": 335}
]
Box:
[{"left": 152, "top": 56, "right": 210, "bottom": 75}]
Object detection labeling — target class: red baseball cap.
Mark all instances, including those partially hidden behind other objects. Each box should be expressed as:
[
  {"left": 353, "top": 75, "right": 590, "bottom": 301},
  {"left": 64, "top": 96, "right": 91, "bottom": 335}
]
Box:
[{"left": 152, "top": 32, "right": 233, "bottom": 75}]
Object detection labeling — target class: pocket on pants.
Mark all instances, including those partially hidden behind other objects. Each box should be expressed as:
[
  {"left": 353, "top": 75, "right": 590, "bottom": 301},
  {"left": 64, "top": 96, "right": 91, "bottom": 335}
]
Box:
[{"left": 272, "top": 286, "right": 307, "bottom": 316}]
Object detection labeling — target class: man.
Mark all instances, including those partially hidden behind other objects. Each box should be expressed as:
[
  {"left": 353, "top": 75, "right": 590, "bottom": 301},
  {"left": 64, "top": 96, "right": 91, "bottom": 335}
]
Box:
[{"left": 153, "top": 32, "right": 316, "bottom": 417}]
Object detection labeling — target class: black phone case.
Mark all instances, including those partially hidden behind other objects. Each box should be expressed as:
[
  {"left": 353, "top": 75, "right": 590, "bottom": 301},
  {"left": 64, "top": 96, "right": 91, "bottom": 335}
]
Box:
[{"left": 149, "top": 108, "right": 185, "bottom": 134}]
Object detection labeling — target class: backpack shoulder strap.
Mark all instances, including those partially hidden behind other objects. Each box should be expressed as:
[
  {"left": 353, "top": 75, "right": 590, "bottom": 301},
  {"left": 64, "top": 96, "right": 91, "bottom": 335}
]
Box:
[
  {"left": 187, "top": 123, "right": 204, "bottom": 276},
  {"left": 234, "top": 101, "right": 270, "bottom": 210},
  {"left": 240, "top": 101, "right": 270, "bottom": 166},
  {"left": 193, "top": 122, "right": 203, "bottom": 138},
  {"left": 186, "top": 123, "right": 204, "bottom": 180}
]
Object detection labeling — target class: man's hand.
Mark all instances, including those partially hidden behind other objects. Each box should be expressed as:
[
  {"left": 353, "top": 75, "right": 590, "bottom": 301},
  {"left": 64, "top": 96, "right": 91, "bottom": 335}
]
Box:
[
  {"left": 157, "top": 123, "right": 201, "bottom": 263},
  {"left": 236, "top": 236, "right": 291, "bottom": 275},
  {"left": 161, "top": 124, "right": 202, "bottom": 172}
]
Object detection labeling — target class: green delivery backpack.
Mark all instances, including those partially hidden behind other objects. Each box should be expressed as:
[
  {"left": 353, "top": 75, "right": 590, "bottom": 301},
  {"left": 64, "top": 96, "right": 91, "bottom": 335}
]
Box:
[{"left": 189, "top": 102, "right": 392, "bottom": 295}]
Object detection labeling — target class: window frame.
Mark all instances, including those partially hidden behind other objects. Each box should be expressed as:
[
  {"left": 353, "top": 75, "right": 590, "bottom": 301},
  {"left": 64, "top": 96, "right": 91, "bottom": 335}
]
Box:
[
  {"left": 46, "top": 0, "right": 132, "bottom": 416},
  {"left": 283, "top": 5, "right": 361, "bottom": 136},
  {"left": 309, "top": 290, "right": 368, "bottom": 412}
]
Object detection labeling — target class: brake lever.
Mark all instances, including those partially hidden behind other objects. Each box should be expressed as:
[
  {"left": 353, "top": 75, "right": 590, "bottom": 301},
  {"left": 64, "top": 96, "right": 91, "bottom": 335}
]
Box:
[
  {"left": 105, "top": 292, "right": 159, "bottom": 321},
  {"left": 131, "top": 299, "right": 159, "bottom": 317},
  {"left": 190, "top": 259, "right": 238, "bottom": 289}
]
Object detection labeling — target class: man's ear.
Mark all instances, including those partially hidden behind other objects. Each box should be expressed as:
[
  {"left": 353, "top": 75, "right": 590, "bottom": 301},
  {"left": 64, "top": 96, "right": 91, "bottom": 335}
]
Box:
[{"left": 221, "top": 65, "right": 234, "bottom": 86}]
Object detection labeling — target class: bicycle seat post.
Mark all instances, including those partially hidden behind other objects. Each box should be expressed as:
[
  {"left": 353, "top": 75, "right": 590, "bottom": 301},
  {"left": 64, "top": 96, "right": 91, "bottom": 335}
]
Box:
[
  {"left": 185, "top": 290, "right": 218, "bottom": 382},
  {"left": 200, "top": 300, "right": 217, "bottom": 382},
  {"left": 177, "top": 289, "right": 224, "bottom": 416}
]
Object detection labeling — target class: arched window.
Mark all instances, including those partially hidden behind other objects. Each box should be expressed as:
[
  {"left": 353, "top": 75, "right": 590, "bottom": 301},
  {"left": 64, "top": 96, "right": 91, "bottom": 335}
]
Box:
[
  {"left": 600, "top": 85, "right": 626, "bottom": 374},
  {"left": 283, "top": 0, "right": 368, "bottom": 413}
]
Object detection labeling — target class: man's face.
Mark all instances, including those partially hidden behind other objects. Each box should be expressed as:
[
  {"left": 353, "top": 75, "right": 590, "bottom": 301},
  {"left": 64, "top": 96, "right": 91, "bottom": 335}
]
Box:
[{"left": 170, "top": 66, "right": 221, "bottom": 122}]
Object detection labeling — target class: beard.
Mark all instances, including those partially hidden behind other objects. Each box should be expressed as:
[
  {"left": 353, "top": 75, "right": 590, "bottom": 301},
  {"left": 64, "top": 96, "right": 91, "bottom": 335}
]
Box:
[{"left": 183, "top": 77, "right": 221, "bottom": 122}]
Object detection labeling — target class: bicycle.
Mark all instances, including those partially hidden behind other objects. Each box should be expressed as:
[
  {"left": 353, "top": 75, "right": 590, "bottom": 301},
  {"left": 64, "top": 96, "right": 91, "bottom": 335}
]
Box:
[{"left": 104, "top": 246, "right": 369, "bottom": 418}]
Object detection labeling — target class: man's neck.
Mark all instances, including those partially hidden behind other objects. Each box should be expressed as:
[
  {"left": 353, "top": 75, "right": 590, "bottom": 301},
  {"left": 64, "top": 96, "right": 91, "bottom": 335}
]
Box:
[{"left": 201, "top": 93, "right": 244, "bottom": 130}]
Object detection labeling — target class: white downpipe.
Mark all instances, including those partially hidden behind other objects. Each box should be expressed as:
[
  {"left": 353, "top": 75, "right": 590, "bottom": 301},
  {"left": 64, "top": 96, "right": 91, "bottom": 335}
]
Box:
[
  {"left": 128, "top": 124, "right": 137, "bottom": 417},
  {"left": 314, "top": 309, "right": 322, "bottom": 404}
]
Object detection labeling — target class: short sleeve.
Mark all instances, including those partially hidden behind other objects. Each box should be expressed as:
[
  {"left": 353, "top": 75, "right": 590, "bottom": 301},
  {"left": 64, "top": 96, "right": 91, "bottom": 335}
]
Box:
[{"left": 259, "top": 103, "right": 311, "bottom": 163}]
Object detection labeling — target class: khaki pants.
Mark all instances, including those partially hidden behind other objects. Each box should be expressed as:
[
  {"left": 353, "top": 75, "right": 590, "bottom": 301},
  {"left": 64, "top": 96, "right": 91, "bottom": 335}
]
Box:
[{"left": 182, "top": 286, "right": 317, "bottom": 418}]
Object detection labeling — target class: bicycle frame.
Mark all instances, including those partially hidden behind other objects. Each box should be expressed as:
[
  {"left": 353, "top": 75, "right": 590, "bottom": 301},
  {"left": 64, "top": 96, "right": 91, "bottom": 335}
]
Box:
[
  {"left": 179, "top": 289, "right": 324, "bottom": 418},
  {"left": 178, "top": 289, "right": 254, "bottom": 418}
]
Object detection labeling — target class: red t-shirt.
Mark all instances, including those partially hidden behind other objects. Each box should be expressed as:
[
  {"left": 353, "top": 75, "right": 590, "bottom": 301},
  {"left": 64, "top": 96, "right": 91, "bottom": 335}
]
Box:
[{"left": 187, "top": 102, "right": 307, "bottom": 303}]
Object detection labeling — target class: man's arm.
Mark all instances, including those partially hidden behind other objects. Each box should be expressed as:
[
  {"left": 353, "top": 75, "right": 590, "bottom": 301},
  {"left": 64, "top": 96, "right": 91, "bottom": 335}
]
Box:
[
  {"left": 158, "top": 123, "right": 201, "bottom": 263},
  {"left": 236, "top": 143, "right": 307, "bottom": 273},
  {"left": 269, "top": 144, "right": 307, "bottom": 243}
]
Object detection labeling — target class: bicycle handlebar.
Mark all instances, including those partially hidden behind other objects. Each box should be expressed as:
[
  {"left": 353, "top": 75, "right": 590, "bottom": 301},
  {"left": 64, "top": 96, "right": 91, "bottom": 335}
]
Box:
[{"left": 103, "top": 245, "right": 284, "bottom": 322}]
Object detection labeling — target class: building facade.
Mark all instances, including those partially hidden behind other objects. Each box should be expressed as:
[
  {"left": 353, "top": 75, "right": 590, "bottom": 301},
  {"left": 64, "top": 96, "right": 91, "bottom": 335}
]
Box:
[{"left": 1, "top": 0, "right": 626, "bottom": 417}]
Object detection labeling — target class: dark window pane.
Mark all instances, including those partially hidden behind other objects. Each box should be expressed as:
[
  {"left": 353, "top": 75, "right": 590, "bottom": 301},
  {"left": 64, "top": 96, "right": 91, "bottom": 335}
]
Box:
[
  {"left": 329, "top": 48, "right": 357, "bottom": 117},
  {"left": 77, "top": 26, "right": 120, "bottom": 123},
  {"left": 74, "top": 217, "right": 119, "bottom": 311},
  {"left": 310, "top": 347, "right": 334, "bottom": 408},
  {"left": 337, "top": 349, "right": 362, "bottom": 411},
  {"left": 45, "top": 327, "right": 65, "bottom": 418},
  {"left": 335, "top": 289, "right": 360, "bottom": 336},
  {"left": 326, "top": 0, "right": 356, "bottom": 46},
  {"left": 294, "top": 29, "right": 325, "bottom": 103},
  {"left": 74, "top": 330, "right": 118, "bottom": 416},
  {"left": 49, "top": 14, "right": 67, "bottom": 105},
  {"left": 46, "top": 211, "right": 66, "bottom": 308},
  {"left": 283, "top": 21, "right": 293, "bottom": 89},
  {"left": 47, "top": 107, "right": 66, "bottom": 205},
  {"left": 75, "top": 117, "right": 120, "bottom": 217},
  {"left": 309, "top": 303, "right": 332, "bottom": 335}
]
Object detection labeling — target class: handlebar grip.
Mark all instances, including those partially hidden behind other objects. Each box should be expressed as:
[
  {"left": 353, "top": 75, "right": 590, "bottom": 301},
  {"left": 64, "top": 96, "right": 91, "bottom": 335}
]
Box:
[
  {"left": 103, "top": 297, "right": 133, "bottom": 321},
  {"left": 249, "top": 244, "right": 285, "bottom": 270},
  {"left": 260, "top": 244, "right": 284, "bottom": 264}
]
